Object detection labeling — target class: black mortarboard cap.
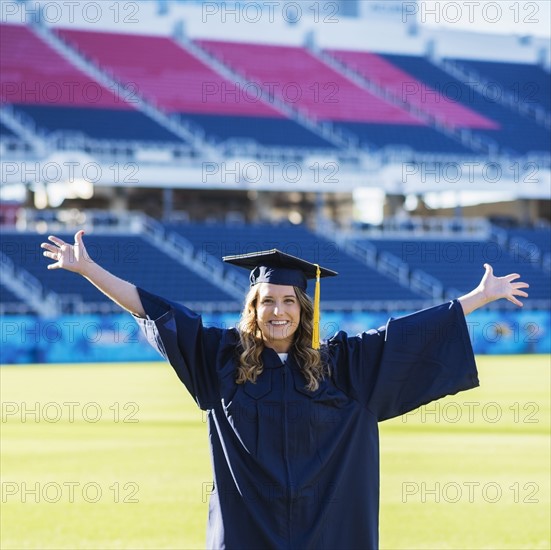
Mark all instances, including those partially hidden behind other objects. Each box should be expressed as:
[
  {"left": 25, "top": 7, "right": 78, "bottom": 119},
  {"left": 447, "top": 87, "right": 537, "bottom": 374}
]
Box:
[{"left": 222, "top": 249, "right": 338, "bottom": 291}]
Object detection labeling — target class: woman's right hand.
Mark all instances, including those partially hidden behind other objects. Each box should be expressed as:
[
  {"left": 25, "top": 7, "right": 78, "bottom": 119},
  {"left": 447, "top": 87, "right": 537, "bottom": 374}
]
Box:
[
  {"left": 41, "top": 230, "right": 92, "bottom": 275},
  {"left": 40, "top": 230, "right": 145, "bottom": 316}
]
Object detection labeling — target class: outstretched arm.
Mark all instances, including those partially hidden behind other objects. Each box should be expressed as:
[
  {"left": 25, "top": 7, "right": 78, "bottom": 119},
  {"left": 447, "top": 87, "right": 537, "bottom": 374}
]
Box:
[
  {"left": 41, "top": 230, "right": 146, "bottom": 317},
  {"left": 458, "top": 264, "right": 529, "bottom": 316}
]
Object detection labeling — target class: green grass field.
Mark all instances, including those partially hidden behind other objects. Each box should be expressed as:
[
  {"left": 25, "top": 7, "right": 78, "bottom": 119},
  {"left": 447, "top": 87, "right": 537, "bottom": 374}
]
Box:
[{"left": 1, "top": 356, "right": 549, "bottom": 549}]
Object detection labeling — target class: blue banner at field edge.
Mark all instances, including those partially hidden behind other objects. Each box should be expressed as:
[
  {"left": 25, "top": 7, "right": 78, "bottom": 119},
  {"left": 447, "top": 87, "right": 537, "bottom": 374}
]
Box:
[{"left": 0, "top": 310, "right": 549, "bottom": 365}]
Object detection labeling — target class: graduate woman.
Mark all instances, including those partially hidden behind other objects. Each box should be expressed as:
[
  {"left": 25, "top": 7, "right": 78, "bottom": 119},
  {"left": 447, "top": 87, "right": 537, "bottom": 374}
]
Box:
[{"left": 41, "top": 230, "right": 529, "bottom": 550}]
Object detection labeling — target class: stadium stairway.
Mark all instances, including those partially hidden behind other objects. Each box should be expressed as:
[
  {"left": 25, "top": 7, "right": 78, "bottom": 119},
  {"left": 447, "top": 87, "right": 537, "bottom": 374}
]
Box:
[
  {"left": 0, "top": 118, "right": 16, "bottom": 137},
  {"left": 196, "top": 41, "right": 420, "bottom": 125},
  {"left": 183, "top": 38, "right": 347, "bottom": 149},
  {"left": 505, "top": 227, "right": 551, "bottom": 257},
  {"left": 323, "top": 48, "right": 496, "bottom": 154},
  {"left": 44, "top": 24, "right": 218, "bottom": 154},
  {"left": 139, "top": 216, "right": 248, "bottom": 300},
  {"left": 0, "top": 248, "right": 61, "bottom": 316},
  {"left": 446, "top": 58, "right": 551, "bottom": 123},
  {"left": 383, "top": 53, "right": 551, "bottom": 155},
  {"left": 3, "top": 224, "right": 548, "bottom": 314},
  {"left": 0, "top": 104, "right": 48, "bottom": 153},
  {"left": 326, "top": 50, "right": 498, "bottom": 131},
  {"left": 0, "top": 231, "right": 242, "bottom": 314},
  {"left": 354, "top": 236, "right": 551, "bottom": 305}
]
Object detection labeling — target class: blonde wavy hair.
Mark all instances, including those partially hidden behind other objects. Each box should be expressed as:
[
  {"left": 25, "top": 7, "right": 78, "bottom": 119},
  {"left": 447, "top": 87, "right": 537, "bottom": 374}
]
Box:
[{"left": 236, "top": 284, "right": 328, "bottom": 391}]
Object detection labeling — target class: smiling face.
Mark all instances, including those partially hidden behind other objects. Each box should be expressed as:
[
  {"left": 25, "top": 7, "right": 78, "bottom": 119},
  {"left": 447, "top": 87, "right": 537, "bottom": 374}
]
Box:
[{"left": 255, "top": 283, "right": 301, "bottom": 352}]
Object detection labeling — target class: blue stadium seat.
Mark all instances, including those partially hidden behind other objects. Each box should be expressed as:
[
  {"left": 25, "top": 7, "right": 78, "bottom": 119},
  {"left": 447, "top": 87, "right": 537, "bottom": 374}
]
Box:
[
  {"left": 183, "top": 113, "right": 336, "bottom": 148},
  {"left": 1, "top": 232, "right": 234, "bottom": 304},
  {"left": 3, "top": 229, "right": 548, "bottom": 310},
  {"left": 334, "top": 123, "right": 476, "bottom": 153},
  {"left": 451, "top": 59, "right": 551, "bottom": 112},
  {"left": 166, "top": 222, "right": 423, "bottom": 301},
  {"left": 505, "top": 227, "right": 551, "bottom": 254},
  {"left": 383, "top": 54, "right": 551, "bottom": 155},
  {"left": 360, "top": 237, "right": 550, "bottom": 299},
  {"left": 11, "top": 105, "right": 186, "bottom": 143}
]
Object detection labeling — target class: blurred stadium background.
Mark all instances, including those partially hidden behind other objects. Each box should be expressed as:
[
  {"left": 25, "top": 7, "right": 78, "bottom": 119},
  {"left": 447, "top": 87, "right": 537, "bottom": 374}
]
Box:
[
  {"left": 0, "top": 1, "right": 550, "bottom": 548},
  {"left": 1, "top": 0, "right": 550, "bottom": 361}
]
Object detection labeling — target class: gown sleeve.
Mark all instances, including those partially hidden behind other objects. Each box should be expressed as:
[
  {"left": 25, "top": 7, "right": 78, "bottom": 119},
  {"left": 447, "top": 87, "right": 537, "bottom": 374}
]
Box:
[
  {"left": 328, "top": 300, "right": 479, "bottom": 421},
  {"left": 133, "top": 287, "right": 224, "bottom": 409}
]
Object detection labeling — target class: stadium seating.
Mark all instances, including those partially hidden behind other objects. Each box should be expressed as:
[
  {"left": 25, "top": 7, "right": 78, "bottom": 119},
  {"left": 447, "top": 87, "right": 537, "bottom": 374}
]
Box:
[
  {"left": 12, "top": 104, "right": 185, "bottom": 142},
  {"left": 359, "top": 237, "right": 550, "bottom": 299},
  {"left": 55, "top": 30, "right": 334, "bottom": 148},
  {"left": 4, "top": 23, "right": 547, "bottom": 155},
  {"left": 196, "top": 40, "right": 480, "bottom": 153},
  {"left": 329, "top": 122, "right": 475, "bottom": 153},
  {"left": 505, "top": 227, "right": 551, "bottom": 254},
  {"left": 57, "top": 30, "right": 281, "bottom": 117},
  {"left": 382, "top": 54, "right": 551, "bottom": 155},
  {"left": 2, "top": 227, "right": 550, "bottom": 312},
  {"left": 181, "top": 113, "right": 334, "bottom": 147},
  {"left": 0, "top": 24, "right": 185, "bottom": 143},
  {"left": 327, "top": 50, "right": 498, "bottom": 130},
  {"left": 0, "top": 24, "right": 123, "bottom": 108},
  {"left": 197, "top": 41, "right": 419, "bottom": 124},
  {"left": 1, "top": 232, "right": 236, "bottom": 305},
  {"left": 165, "top": 222, "right": 423, "bottom": 302},
  {"left": 450, "top": 58, "right": 551, "bottom": 112}
]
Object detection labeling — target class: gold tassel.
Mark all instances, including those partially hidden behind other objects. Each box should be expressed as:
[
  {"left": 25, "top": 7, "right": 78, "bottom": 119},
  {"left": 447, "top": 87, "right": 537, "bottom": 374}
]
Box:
[{"left": 312, "top": 264, "right": 321, "bottom": 349}]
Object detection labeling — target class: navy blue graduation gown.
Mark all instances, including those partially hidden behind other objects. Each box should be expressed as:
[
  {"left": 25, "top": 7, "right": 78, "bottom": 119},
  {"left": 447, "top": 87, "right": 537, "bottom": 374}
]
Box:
[{"left": 135, "top": 288, "right": 479, "bottom": 550}]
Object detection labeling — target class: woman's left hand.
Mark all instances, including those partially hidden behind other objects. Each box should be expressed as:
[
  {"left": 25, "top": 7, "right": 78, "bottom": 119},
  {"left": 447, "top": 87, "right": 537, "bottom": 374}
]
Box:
[{"left": 478, "top": 263, "right": 529, "bottom": 307}]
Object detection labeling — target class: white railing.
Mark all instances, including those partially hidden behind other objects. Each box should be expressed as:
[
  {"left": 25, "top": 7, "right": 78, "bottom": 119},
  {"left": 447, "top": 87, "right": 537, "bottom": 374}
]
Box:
[
  {"left": 508, "top": 236, "right": 542, "bottom": 264},
  {"left": 0, "top": 251, "right": 61, "bottom": 317},
  {"left": 14, "top": 208, "right": 145, "bottom": 234},
  {"left": 28, "top": 20, "right": 218, "bottom": 157},
  {"left": 320, "top": 221, "right": 448, "bottom": 299},
  {"left": 179, "top": 37, "right": 353, "bottom": 150},
  {"left": 351, "top": 216, "right": 491, "bottom": 239},
  {"left": 139, "top": 215, "right": 249, "bottom": 298},
  {"left": 410, "top": 270, "right": 444, "bottom": 299},
  {"left": 3, "top": 109, "right": 521, "bottom": 172},
  {"left": 345, "top": 240, "right": 378, "bottom": 266},
  {"left": 378, "top": 251, "right": 409, "bottom": 285},
  {"left": 316, "top": 48, "right": 493, "bottom": 156},
  {"left": 439, "top": 59, "right": 551, "bottom": 130},
  {"left": 489, "top": 225, "right": 509, "bottom": 248},
  {"left": 0, "top": 105, "right": 48, "bottom": 154}
]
